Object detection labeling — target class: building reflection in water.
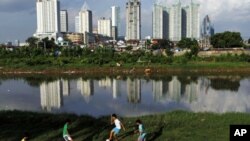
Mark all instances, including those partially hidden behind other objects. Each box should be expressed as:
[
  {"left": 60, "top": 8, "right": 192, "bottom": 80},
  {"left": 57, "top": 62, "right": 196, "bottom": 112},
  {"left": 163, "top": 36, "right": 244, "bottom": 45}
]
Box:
[
  {"left": 62, "top": 79, "right": 70, "bottom": 96},
  {"left": 152, "top": 80, "right": 169, "bottom": 101},
  {"left": 127, "top": 78, "right": 141, "bottom": 103},
  {"left": 112, "top": 79, "right": 122, "bottom": 99},
  {"left": 77, "top": 78, "right": 94, "bottom": 103},
  {"left": 40, "top": 80, "right": 63, "bottom": 111},
  {"left": 168, "top": 76, "right": 182, "bottom": 102},
  {"left": 98, "top": 77, "right": 112, "bottom": 89}
]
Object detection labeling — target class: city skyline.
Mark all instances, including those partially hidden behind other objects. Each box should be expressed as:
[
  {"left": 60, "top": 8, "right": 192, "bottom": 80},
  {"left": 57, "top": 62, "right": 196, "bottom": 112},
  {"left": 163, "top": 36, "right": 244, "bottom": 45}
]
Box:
[{"left": 0, "top": 0, "right": 250, "bottom": 42}]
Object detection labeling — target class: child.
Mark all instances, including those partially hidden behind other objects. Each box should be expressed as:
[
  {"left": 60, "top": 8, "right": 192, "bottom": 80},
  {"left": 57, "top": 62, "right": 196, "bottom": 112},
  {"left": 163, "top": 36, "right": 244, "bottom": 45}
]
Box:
[
  {"left": 135, "top": 119, "right": 146, "bottom": 141},
  {"left": 21, "top": 132, "right": 29, "bottom": 141},
  {"left": 106, "top": 114, "right": 125, "bottom": 141},
  {"left": 63, "top": 119, "right": 73, "bottom": 141}
]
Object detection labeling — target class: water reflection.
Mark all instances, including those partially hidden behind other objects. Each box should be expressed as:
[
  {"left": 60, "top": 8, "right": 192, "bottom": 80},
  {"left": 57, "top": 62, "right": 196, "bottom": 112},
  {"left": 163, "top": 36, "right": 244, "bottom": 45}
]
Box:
[{"left": 1, "top": 75, "right": 250, "bottom": 117}]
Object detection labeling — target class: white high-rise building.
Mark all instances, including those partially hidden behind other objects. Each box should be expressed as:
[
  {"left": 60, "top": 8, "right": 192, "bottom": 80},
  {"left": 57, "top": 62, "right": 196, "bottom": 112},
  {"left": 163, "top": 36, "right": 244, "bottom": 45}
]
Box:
[
  {"left": 126, "top": 0, "right": 141, "bottom": 40},
  {"left": 111, "top": 6, "right": 120, "bottom": 40},
  {"left": 98, "top": 18, "right": 112, "bottom": 37},
  {"left": 169, "top": 1, "right": 182, "bottom": 41},
  {"left": 75, "top": 16, "right": 80, "bottom": 33},
  {"left": 78, "top": 1, "right": 92, "bottom": 34},
  {"left": 183, "top": 1, "right": 200, "bottom": 39},
  {"left": 34, "top": 0, "right": 60, "bottom": 39},
  {"left": 153, "top": 4, "right": 170, "bottom": 39},
  {"left": 60, "top": 10, "right": 68, "bottom": 33}
]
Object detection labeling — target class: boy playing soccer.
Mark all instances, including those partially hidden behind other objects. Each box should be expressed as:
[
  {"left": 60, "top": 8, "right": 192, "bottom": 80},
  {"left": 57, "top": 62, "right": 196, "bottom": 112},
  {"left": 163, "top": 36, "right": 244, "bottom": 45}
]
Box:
[{"left": 106, "top": 114, "right": 125, "bottom": 141}]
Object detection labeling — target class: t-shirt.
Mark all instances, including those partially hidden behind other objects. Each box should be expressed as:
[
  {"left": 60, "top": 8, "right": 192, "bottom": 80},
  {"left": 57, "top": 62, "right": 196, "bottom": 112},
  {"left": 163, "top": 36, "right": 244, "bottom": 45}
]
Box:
[
  {"left": 114, "top": 119, "right": 121, "bottom": 129},
  {"left": 63, "top": 123, "right": 68, "bottom": 136},
  {"left": 139, "top": 124, "right": 145, "bottom": 133}
]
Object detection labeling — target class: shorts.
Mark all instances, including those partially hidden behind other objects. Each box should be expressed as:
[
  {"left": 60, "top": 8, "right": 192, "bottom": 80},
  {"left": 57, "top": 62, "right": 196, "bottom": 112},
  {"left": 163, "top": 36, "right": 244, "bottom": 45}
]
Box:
[
  {"left": 138, "top": 133, "right": 146, "bottom": 141},
  {"left": 63, "top": 135, "right": 72, "bottom": 141},
  {"left": 112, "top": 127, "right": 121, "bottom": 135}
]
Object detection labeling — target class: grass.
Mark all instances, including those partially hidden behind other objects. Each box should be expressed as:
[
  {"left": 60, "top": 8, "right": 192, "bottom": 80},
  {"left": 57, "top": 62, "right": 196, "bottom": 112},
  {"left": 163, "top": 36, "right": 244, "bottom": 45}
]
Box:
[{"left": 1, "top": 111, "right": 250, "bottom": 141}]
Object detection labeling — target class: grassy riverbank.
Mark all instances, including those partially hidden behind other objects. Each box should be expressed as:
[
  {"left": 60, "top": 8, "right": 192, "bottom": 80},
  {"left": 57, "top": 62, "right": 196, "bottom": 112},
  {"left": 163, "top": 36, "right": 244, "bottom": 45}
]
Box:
[{"left": 1, "top": 111, "right": 250, "bottom": 141}]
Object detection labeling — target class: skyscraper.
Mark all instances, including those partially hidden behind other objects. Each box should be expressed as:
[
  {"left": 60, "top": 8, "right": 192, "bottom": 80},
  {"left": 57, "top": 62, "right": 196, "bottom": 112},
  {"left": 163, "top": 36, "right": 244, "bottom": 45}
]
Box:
[
  {"left": 153, "top": 4, "right": 169, "bottom": 39},
  {"left": 78, "top": 1, "right": 93, "bottom": 34},
  {"left": 75, "top": 16, "right": 80, "bottom": 33},
  {"left": 183, "top": 1, "right": 200, "bottom": 39},
  {"left": 169, "top": 1, "right": 182, "bottom": 41},
  {"left": 34, "top": 0, "right": 60, "bottom": 39},
  {"left": 111, "top": 6, "right": 120, "bottom": 40},
  {"left": 60, "top": 10, "right": 68, "bottom": 33},
  {"left": 98, "top": 17, "right": 112, "bottom": 37},
  {"left": 201, "top": 15, "right": 214, "bottom": 38},
  {"left": 126, "top": 0, "right": 141, "bottom": 40}
]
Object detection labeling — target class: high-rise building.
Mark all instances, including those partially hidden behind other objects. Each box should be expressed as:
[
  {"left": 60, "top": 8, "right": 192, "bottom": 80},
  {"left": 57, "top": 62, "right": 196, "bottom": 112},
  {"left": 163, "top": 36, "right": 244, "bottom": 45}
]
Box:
[
  {"left": 34, "top": 0, "right": 60, "bottom": 39},
  {"left": 182, "top": 1, "right": 200, "bottom": 39},
  {"left": 169, "top": 1, "right": 182, "bottom": 41},
  {"left": 98, "top": 17, "right": 112, "bottom": 37},
  {"left": 152, "top": 80, "right": 169, "bottom": 101},
  {"left": 111, "top": 6, "right": 120, "bottom": 40},
  {"left": 75, "top": 16, "right": 80, "bottom": 33},
  {"left": 201, "top": 15, "right": 214, "bottom": 38},
  {"left": 153, "top": 1, "right": 200, "bottom": 41},
  {"left": 112, "top": 79, "right": 122, "bottom": 99},
  {"left": 152, "top": 4, "right": 169, "bottom": 39},
  {"left": 77, "top": 1, "right": 93, "bottom": 34},
  {"left": 126, "top": 0, "right": 141, "bottom": 40},
  {"left": 60, "top": 10, "right": 68, "bottom": 33},
  {"left": 61, "top": 79, "right": 70, "bottom": 96}
]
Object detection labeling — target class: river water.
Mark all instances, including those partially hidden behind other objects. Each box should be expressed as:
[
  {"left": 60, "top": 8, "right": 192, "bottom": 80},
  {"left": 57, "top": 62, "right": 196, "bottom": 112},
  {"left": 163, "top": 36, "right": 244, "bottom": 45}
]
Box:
[{"left": 0, "top": 75, "right": 249, "bottom": 117}]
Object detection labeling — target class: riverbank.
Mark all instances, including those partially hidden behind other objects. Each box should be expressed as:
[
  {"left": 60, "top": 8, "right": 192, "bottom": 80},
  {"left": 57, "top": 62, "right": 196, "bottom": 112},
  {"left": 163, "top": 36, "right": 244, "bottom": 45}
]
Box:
[
  {"left": 1, "top": 111, "right": 250, "bottom": 141},
  {"left": 1, "top": 62, "right": 250, "bottom": 75}
]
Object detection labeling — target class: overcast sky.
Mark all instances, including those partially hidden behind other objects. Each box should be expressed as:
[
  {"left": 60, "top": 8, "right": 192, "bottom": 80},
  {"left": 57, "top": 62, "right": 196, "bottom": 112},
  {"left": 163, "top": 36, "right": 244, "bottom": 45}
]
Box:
[{"left": 0, "top": 0, "right": 250, "bottom": 43}]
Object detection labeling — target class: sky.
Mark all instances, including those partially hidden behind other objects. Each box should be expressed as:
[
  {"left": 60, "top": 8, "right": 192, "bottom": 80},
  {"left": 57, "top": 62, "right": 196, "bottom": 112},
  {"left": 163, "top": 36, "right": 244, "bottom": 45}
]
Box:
[{"left": 0, "top": 0, "right": 250, "bottom": 43}]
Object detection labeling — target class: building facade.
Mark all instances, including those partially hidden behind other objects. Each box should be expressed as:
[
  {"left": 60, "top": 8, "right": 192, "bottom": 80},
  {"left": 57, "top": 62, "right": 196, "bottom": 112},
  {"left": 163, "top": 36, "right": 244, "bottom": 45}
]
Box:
[
  {"left": 183, "top": 2, "right": 200, "bottom": 39},
  {"left": 98, "top": 18, "right": 112, "bottom": 37},
  {"left": 60, "top": 10, "right": 68, "bottom": 33},
  {"left": 78, "top": 10, "right": 93, "bottom": 34},
  {"left": 34, "top": 0, "right": 60, "bottom": 39},
  {"left": 153, "top": 4, "right": 169, "bottom": 39},
  {"left": 169, "top": 1, "right": 182, "bottom": 41},
  {"left": 111, "top": 6, "right": 120, "bottom": 40},
  {"left": 126, "top": 0, "right": 141, "bottom": 40},
  {"left": 152, "top": 1, "right": 200, "bottom": 41}
]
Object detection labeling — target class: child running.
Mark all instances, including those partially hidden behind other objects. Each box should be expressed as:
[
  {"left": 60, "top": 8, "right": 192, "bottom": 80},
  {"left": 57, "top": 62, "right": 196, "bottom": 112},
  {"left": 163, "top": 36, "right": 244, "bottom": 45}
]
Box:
[
  {"left": 135, "top": 119, "right": 146, "bottom": 141},
  {"left": 63, "top": 119, "right": 73, "bottom": 141},
  {"left": 106, "top": 114, "right": 125, "bottom": 141}
]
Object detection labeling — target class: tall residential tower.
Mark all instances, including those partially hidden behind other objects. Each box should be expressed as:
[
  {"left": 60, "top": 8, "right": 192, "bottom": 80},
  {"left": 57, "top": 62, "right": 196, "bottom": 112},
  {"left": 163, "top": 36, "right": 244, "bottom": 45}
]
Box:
[
  {"left": 60, "top": 10, "right": 68, "bottom": 33},
  {"left": 77, "top": 1, "right": 93, "bottom": 34},
  {"left": 111, "top": 6, "right": 120, "bottom": 40},
  {"left": 126, "top": 0, "right": 141, "bottom": 40},
  {"left": 34, "top": 0, "right": 60, "bottom": 39}
]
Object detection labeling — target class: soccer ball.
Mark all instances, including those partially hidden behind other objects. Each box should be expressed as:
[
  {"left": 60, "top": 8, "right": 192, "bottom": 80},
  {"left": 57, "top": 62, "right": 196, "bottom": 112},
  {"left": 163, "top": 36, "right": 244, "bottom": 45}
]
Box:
[{"left": 106, "top": 139, "right": 110, "bottom": 141}]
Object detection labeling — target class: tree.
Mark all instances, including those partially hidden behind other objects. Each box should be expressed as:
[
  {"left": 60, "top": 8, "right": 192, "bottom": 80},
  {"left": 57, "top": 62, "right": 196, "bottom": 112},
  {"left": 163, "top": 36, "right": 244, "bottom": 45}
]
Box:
[
  {"left": 210, "top": 31, "right": 243, "bottom": 48},
  {"left": 26, "top": 37, "right": 39, "bottom": 47},
  {"left": 159, "top": 39, "right": 174, "bottom": 49},
  {"left": 177, "top": 38, "right": 198, "bottom": 49},
  {"left": 248, "top": 38, "right": 250, "bottom": 44}
]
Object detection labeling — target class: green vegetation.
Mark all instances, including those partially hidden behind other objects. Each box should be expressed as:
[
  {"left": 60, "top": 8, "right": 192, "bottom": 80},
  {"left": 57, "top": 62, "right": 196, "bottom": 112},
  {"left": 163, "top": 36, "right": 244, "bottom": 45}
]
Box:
[
  {"left": 1, "top": 111, "right": 250, "bottom": 141},
  {"left": 210, "top": 31, "right": 243, "bottom": 48}
]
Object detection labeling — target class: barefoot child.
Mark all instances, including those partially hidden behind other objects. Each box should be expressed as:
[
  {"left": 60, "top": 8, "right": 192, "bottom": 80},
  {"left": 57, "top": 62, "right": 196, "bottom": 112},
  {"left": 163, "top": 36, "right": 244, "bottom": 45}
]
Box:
[
  {"left": 63, "top": 119, "right": 73, "bottom": 141},
  {"left": 135, "top": 119, "right": 146, "bottom": 141},
  {"left": 106, "top": 114, "right": 125, "bottom": 141}
]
